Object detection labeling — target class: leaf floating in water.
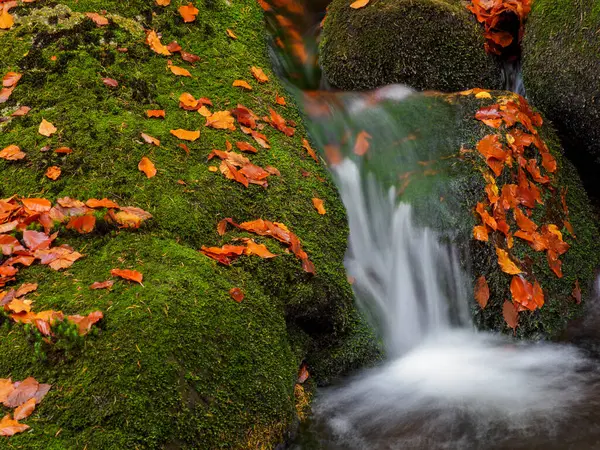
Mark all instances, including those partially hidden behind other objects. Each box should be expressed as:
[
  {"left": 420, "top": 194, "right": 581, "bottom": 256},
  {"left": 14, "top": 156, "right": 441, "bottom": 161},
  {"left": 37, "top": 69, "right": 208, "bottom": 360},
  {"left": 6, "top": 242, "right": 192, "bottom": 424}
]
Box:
[
  {"left": 353, "top": 130, "right": 372, "bottom": 156},
  {"left": 474, "top": 275, "right": 490, "bottom": 309}
]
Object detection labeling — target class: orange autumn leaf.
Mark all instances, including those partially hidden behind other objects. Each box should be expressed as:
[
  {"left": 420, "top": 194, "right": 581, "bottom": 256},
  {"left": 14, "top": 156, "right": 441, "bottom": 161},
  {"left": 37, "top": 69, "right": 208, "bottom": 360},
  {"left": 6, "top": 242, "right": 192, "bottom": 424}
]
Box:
[
  {"left": 200, "top": 245, "right": 246, "bottom": 265},
  {"left": 8, "top": 299, "right": 31, "bottom": 314},
  {"left": 0, "top": 379, "right": 14, "bottom": 404},
  {"left": 90, "top": 280, "right": 114, "bottom": 290},
  {"left": 502, "top": 300, "right": 518, "bottom": 331},
  {"left": 86, "top": 198, "right": 119, "bottom": 209},
  {"left": 85, "top": 12, "right": 109, "bottom": 27},
  {"left": 145, "top": 30, "right": 171, "bottom": 56},
  {"left": 474, "top": 275, "right": 490, "bottom": 309},
  {"left": 67, "top": 311, "right": 104, "bottom": 335},
  {"left": 250, "top": 66, "right": 269, "bottom": 83},
  {"left": 35, "top": 247, "right": 83, "bottom": 270},
  {"left": 179, "top": 3, "right": 199, "bottom": 22},
  {"left": 206, "top": 111, "right": 236, "bottom": 130},
  {"left": 146, "top": 110, "right": 165, "bottom": 118},
  {"left": 55, "top": 146, "right": 73, "bottom": 154},
  {"left": 350, "top": 0, "right": 369, "bottom": 8},
  {"left": 312, "top": 198, "right": 326, "bottom": 215},
  {"left": 297, "top": 363, "right": 310, "bottom": 384},
  {"left": 21, "top": 198, "right": 52, "bottom": 212},
  {"left": 4, "top": 377, "right": 38, "bottom": 408},
  {"left": 473, "top": 225, "right": 489, "bottom": 242},
  {"left": 110, "top": 268, "right": 143, "bottom": 284},
  {"left": 179, "top": 92, "right": 199, "bottom": 110},
  {"left": 0, "top": 415, "right": 29, "bottom": 437},
  {"left": 156, "top": 0, "right": 170, "bottom": 5},
  {"left": 226, "top": 29, "right": 237, "bottom": 39},
  {"left": 0, "top": 10, "right": 14, "bottom": 30},
  {"left": 66, "top": 215, "right": 96, "bottom": 234},
  {"left": 45, "top": 166, "right": 61, "bottom": 180},
  {"left": 233, "top": 80, "right": 253, "bottom": 90},
  {"left": 170, "top": 129, "right": 200, "bottom": 141},
  {"left": 514, "top": 207, "right": 537, "bottom": 232},
  {"left": 15, "top": 283, "right": 37, "bottom": 298},
  {"left": 198, "top": 106, "right": 212, "bottom": 117},
  {"left": 138, "top": 156, "right": 157, "bottom": 178},
  {"left": 353, "top": 130, "right": 372, "bottom": 156},
  {"left": 38, "top": 119, "right": 57, "bottom": 137},
  {"left": 13, "top": 398, "right": 36, "bottom": 421},
  {"left": 3, "top": 72, "right": 22, "bottom": 88},
  {"left": 495, "top": 247, "right": 522, "bottom": 275},
  {"left": 244, "top": 239, "right": 277, "bottom": 258},
  {"left": 141, "top": 132, "right": 160, "bottom": 146},
  {"left": 275, "top": 94, "right": 286, "bottom": 106},
  {"left": 235, "top": 141, "right": 258, "bottom": 154},
  {"left": 0, "top": 145, "right": 25, "bottom": 161},
  {"left": 302, "top": 139, "right": 319, "bottom": 163},
  {"left": 229, "top": 287, "right": 244, "bottom": 303},
  {"left": 169, "top": 65, "right": 192, "bottom": 77}
]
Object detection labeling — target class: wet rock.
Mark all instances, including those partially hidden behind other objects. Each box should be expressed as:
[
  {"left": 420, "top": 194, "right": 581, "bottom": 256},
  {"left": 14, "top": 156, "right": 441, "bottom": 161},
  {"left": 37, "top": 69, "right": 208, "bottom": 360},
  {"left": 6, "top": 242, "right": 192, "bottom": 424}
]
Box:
[{"left": 320, "top": 0, "right": 503, "bottom": 92}]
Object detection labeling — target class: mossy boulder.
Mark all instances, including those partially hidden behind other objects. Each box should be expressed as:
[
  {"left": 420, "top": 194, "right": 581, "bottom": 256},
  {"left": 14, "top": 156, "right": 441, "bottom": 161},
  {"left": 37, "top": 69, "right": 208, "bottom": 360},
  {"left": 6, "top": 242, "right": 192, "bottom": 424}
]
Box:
[
  {"left": 0, "top": 0, "right": 381, "bottom": 448},
  {"left": 300, "top": 87, "right": 600, "bottom": 339},
  {"left": 522, "top": 0, "right": 600, "bottom": 198},
  {"left": 320, "top": 0, "right": 503, "bottom": 92}
]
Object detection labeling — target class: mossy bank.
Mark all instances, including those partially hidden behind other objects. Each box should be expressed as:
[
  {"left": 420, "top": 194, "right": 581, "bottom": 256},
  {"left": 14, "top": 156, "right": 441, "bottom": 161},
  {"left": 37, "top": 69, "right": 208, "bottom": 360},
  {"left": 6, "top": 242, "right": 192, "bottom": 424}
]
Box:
[
  {"left": 522, "top": 0, "right": 600, "bottom": 199},
  {"left": 320, "top": 0, "right": 503, "bottom": 92},
  {"left": 0, "top": 0, "right": 381, "bottom": 448},
  {"left": 302, "top": 88, "right": 600, "bottom": 339}
]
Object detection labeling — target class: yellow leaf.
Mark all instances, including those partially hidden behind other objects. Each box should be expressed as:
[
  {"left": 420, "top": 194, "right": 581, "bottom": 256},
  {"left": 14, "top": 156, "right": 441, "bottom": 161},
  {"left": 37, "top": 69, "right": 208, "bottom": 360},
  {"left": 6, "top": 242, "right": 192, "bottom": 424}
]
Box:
[
  {"left": 475, "top": 91, "right": 492, "bottom": 99},
  {"left": 0, "top": 10, "right": 14, "bottom": 30},
  {"left": 0, "top": 145, "right": 25, "bottom": 161},
  {"left": 38, "top": 119, "right": 57, "bottom": 137},
  {"left": 350, "top": 0, "right": 369, "bottom": 8},
  {"left": 226, "top": 29, "right": 237, "bottom": 39},
  {"left": 495, "top": 247, "right": 522, "bottom": 275}
]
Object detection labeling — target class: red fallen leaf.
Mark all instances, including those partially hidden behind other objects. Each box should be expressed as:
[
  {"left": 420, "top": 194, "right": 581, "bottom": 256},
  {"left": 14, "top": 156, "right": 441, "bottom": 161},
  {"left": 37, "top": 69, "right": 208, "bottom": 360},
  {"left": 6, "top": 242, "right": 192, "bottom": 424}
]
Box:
[
  {"left": 86, "top": 198, "right": 119, "bottom": 209},
  {"left": 0, "top": 414, "right": 29, "bottom": 437},
  {"left": 21, "top": 198, "right": 51, "bottom": 212},
  {"left": 102, "top": 78, "right": 118, "bottom": 87},
  {"left": 542, "top": 151, "right": 557, "bottom": 173},
  {"left": 312, "top": 198, "right": 326, "bottom": 215},
  {"left": 220, "top": 161, "right": 250, "bottom": 187},
  {"left": 33, "top": 384, "right": 51, "bottom": 404},
  {"left": 297, "top": 363, "right": 310, "bottom": 384},
  {"left": 251, "top": 66, "right": 269, "bottom": 83},
  {"left": 302, "top": 139, "right": 319, "bottom": 162},
  {"left": 503, "top": 300, "right": 518, "bottom": 332},
  {"left": 11, "top": 106, "right": 30, "bottom": 117},
  {"left": 267, "top": 108, "right": 295, "bottom": 136},
  {"left": 200, "top": 245, "right": 246, "bottom": 265},
  {"left": 90, "top": 280, "right": 114, "bottom": 290},
  {"left": 0, "top": 235, "right": 25, "bottom": 255},
  {"left": 67, "top": 311, "right": 103, "bottom": 335},
  {"left": 4, "top": 377, "right": 38, "bottom": 408},
  {"left": 475, "top": 104, "right": 501, "bottom": 121},
  {"left": 232, "top": 105, "right": 260, "bottom": 129},
  {"left": 474, "top": 275, "right": 490, "bottom": 309},
  {"left": 496, "top": 247, "right": 522, "bottom": 275},
  {"left": 35, "top": 319, "right": 52, "bottom": 336},
  {"left": 239, "top": 164, "right": 270, "bottom": 183},
  {"left": 532, "top": 280, "right": 544, "bottom": 309},
  {"left": 110, "top": 269, "right": 143, "bottom": 284},
  {"left": 229, "top": 287, "right": 244, "bottom": 303},
  {"left": 473, "top": 224, "right": 489, "bottom": 242},
  {"left": 167, "top": 41, "right": 182, "bottom": 52},
  {"left": 35, "top": 246, "right": 83, "bottom": 270},
  {"left": 180, "top": 51, "right": 201, "bottom": 64},
  {"left": 66, "top": 215, "right": 96, "bottom": 234},
  {"left": 146, "top": 110, "right": 165, "bottom": 118},
  {"left": 179, "top": 3, "right": 199, "bottom": 22},
  {"left": 15, "top": 283, "right": 37, "bottom": 298},
  {"left": 23, "top": 230, "right": 54, "bottom": 251},
  {"left": 572, "top": 280, "right": 582, "bottom": 304},
  {"left": 85, "top": 12, "right": 109, "bottom": 26},
  {"left": 138, "top": 156, "right": 157, "bottom": 178},
  {"left": 13, "top": 397, "right": 36, "bottom": 421},
  {"left": 236, "top": 141, "right": 258, "bottom": 154},
  {"left": 547, "top": 251, "right": 563, "bottom": 278},
  {"left": 141, "top": 132, "right": 160, "bottom": 146},
  {"left": 354, "top": 130, "right": 372, "bottom": 156},
  {"left": 510, "top": 275, "right": 535, "bottom": 311},
  {"left": 477, "top": 134, "right": 507, "bottom": 177},
  {"left": 514, "top": 207, "right": 537, "bottom": 232}
]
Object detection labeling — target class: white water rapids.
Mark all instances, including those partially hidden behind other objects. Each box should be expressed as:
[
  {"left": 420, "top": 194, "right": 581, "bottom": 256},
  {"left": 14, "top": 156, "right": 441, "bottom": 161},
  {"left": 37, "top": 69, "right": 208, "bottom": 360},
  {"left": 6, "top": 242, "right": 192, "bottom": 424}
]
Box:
[{"left": 299, "top": 158, "right": 600, "bottom": 449}]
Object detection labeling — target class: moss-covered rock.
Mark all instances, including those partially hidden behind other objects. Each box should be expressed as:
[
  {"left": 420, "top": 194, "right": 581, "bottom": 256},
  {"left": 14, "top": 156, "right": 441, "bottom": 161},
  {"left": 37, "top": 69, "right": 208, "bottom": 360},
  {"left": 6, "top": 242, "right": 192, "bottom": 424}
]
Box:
[
  {"left": 320, "top": 0, "right": 503, "bottom": 92},
  {"left": 522, "top": 0, "right": 600, "bottom": 198},
  {"left": 301, "top": 87, "right": 600, "bottom": 339},
  {"left": 0, "top": 1, "right": 381, "bottom": 448}
]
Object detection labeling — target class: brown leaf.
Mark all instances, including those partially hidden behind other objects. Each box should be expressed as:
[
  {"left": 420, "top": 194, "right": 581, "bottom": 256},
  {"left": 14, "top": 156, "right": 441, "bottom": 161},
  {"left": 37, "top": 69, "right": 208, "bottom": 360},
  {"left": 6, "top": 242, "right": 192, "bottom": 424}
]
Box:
[
  {"left": 474, "top": 275, "right": 490, "bottom": 309},
  {"left": 229, "top": 287, "right": 244, "bottom": 303},
  {"left": 102, "top": 77, "right": 118, "bottom": 87},
  {"left": 85, "top": 12, "right": 109, "bottom": 26},
  {"left": 90, "top": 280, "right": 114, "bottom": 290},
  {"left": 302, "top": 139, "right": 319, "bottom": 163},
  {"left": 502, "top": 300, "right": 518, "bottom": 332},
  {"left": 180, "top": 51, "right": 201, "bottom": 63},
  {"left": 110, "top": 268, "right": 143, "bottom": 284},
  {"left": 572, "top": 280, "right": 582, "bottom": 304},
  {"left": 138, "top": 156, "right": 157, "bottom": 178},
  {"left": 141, "top": 132, "right": 160, "bottom": 146},
  {"left": 4, "top": 377, "right": 38, "bottom": 408},
  {"left": 0, "top": 379, "right": 14, "bottom": 404}
]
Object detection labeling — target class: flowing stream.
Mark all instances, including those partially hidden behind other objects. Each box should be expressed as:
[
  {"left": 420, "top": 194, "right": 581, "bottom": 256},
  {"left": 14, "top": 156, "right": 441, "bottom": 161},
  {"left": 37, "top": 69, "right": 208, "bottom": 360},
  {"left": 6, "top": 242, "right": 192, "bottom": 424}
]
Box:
[{"left": 261, "top": 2, "right": 600, "bottom": 448}]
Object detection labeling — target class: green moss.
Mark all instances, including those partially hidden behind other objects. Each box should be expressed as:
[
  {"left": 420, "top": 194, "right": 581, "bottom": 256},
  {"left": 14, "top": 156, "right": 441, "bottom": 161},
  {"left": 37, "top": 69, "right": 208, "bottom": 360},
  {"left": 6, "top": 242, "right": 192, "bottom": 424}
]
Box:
[
  {"left": 320, "top": 0, "right": 502, "bottom": 92},
  {"left": 0, "top": 0, "right": 380, "bottom": 447},
  {"left": 522, "top": 0, "right": 600, "bottom": 198}
]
